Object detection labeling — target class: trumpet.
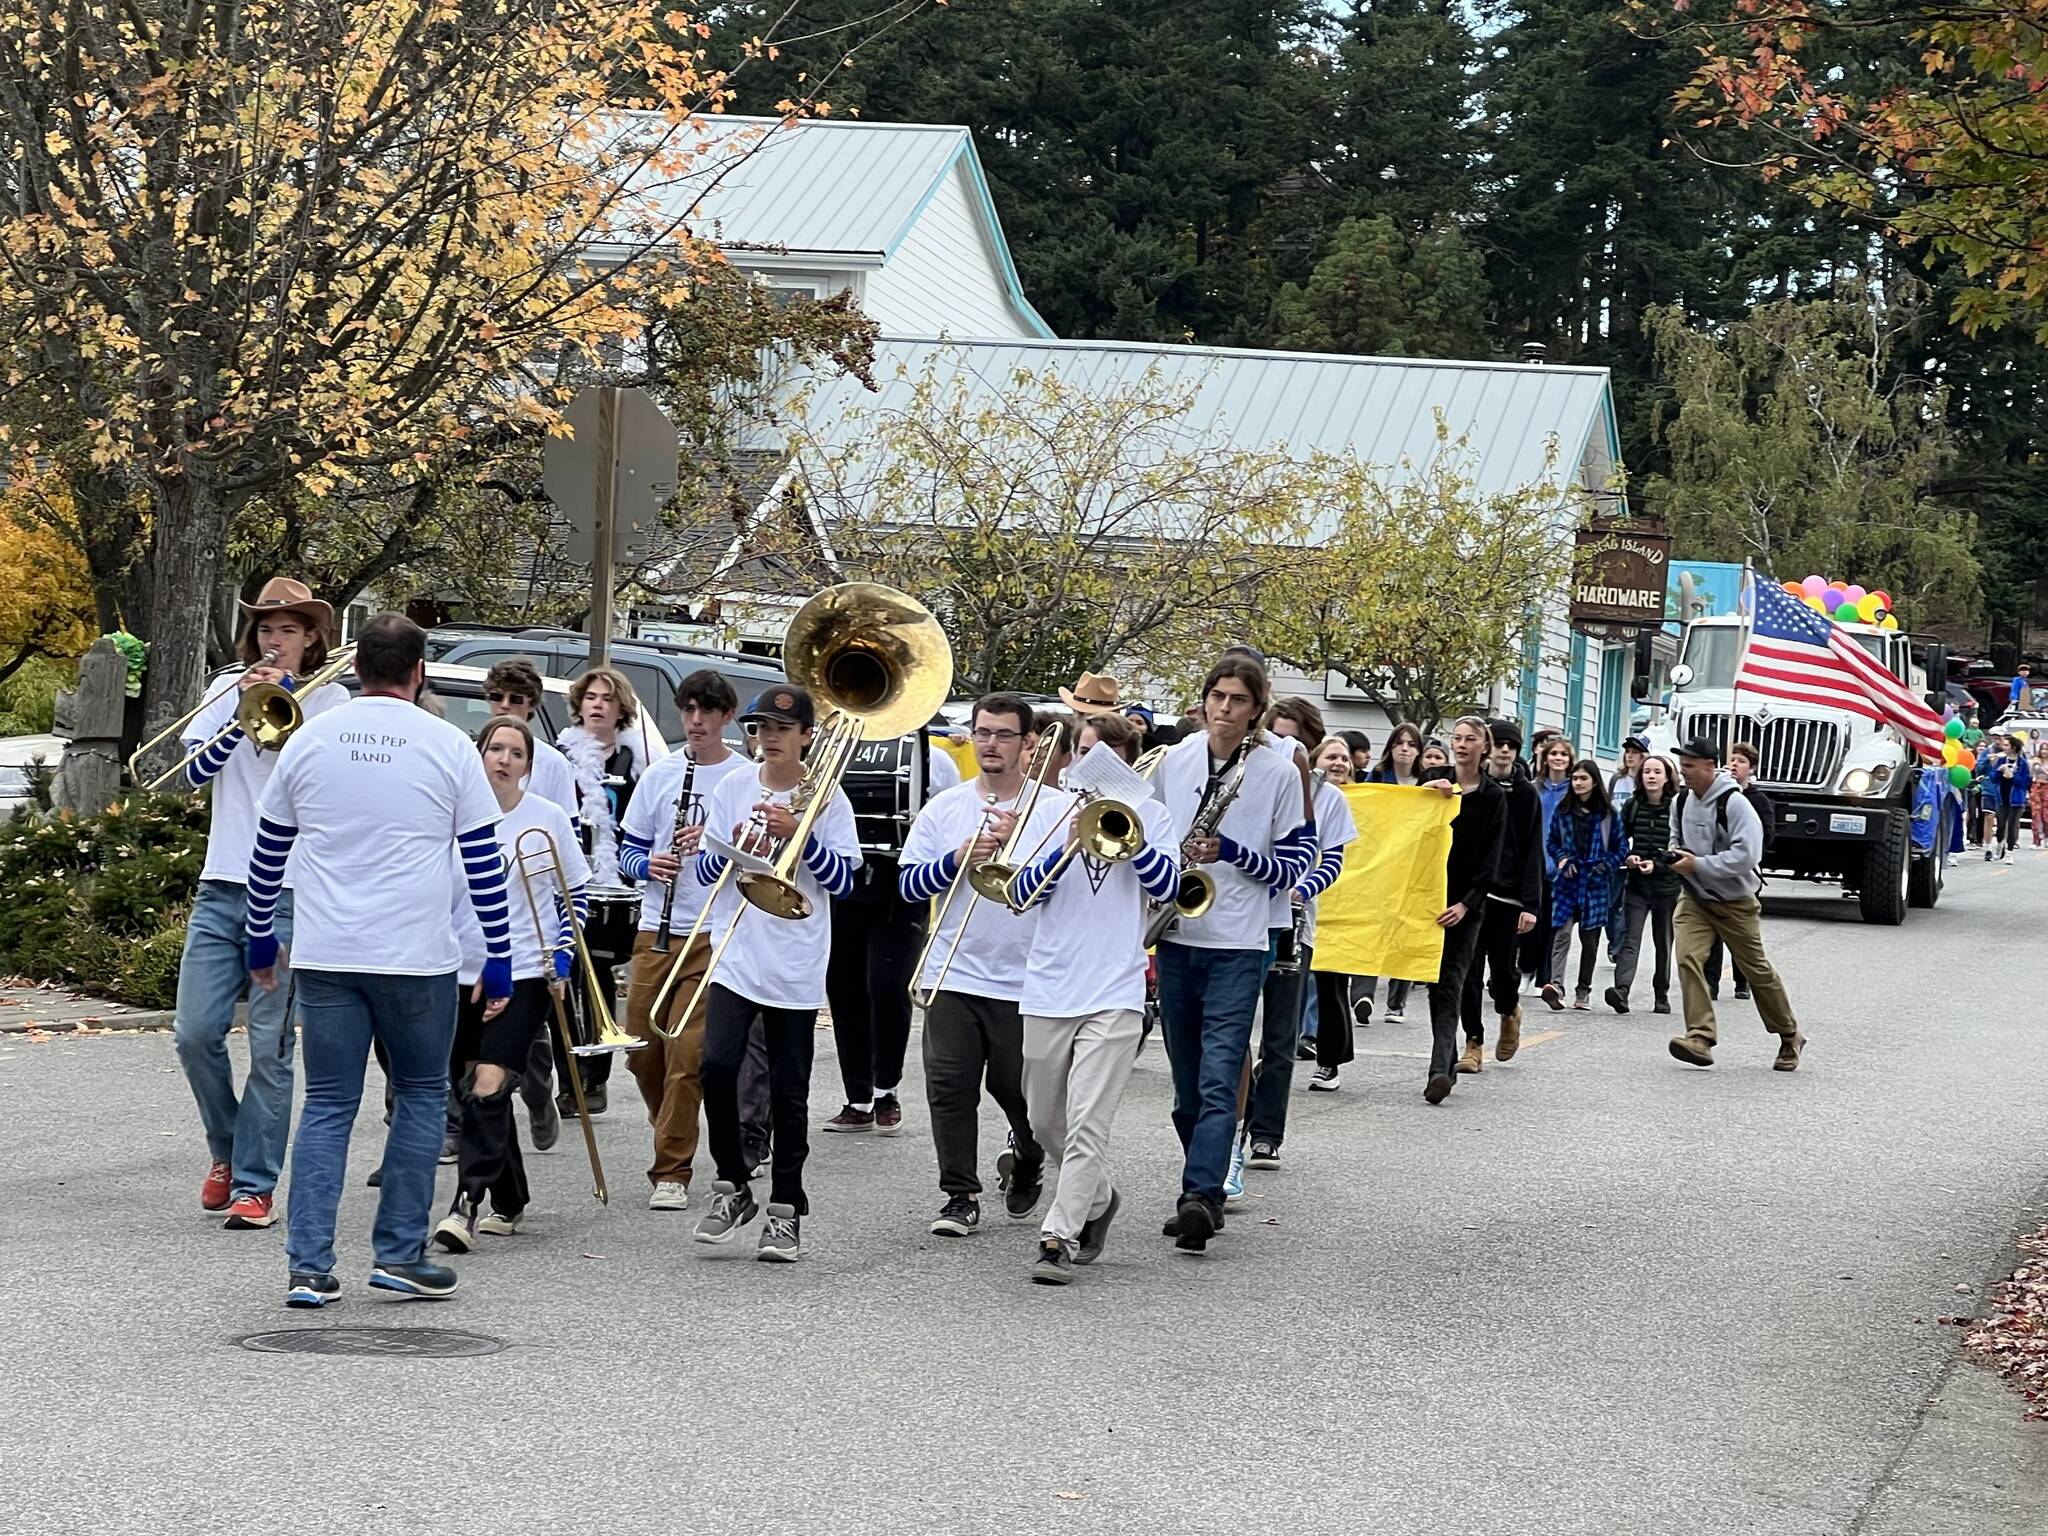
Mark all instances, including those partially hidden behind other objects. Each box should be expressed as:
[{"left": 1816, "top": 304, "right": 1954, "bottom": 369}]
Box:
[
  {"left": 130, "top": 644, "right": 359, "bottom": 791},
  {"left": 910, "top": 721, "right": 1067, "bottom": 1009}
]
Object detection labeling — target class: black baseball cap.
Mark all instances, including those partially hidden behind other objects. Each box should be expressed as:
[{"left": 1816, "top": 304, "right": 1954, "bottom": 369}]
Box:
[
  {"left": 1623, "top": 734, "right": 1650, "bottom": 752},
  {"left": 739, "top": 684, "right": 815, "bottom": 729},
  {"left": 1675, "top": 736, "right": 1721, "bottom": 763}
]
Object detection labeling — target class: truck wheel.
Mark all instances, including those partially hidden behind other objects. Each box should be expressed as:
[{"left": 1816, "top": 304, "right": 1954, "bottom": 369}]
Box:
[
  {"left": 1859, "top": 808, "right": 1910, "bottom": 925},
  {"left": 1907, "top": 840, "right": 1944, "bottom": 909}
]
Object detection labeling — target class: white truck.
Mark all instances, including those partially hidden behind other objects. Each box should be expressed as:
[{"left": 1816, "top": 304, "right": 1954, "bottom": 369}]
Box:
[{"left": 1643, "top": 613, "right": 1958, "bottom": 925}]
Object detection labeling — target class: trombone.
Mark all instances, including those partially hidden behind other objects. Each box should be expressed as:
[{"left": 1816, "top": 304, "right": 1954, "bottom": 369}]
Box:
[
  {"left": 1000, "top": 742, "right": 1153, "bottom": 911},
  {"left": 129, "top": 644, "right": 359, "bottom": 791},
  {"left": 512, "top": 825, "right": 644, "bottom": 1206},
  {"left": 910, "top": 721, "right": 1066, "bottom": 1009},
  {"left": 670, "top": 582, "right": 954, "bottom": 1031}
]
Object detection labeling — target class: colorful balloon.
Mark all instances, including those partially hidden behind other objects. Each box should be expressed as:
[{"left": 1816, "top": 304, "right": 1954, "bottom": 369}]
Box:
[
  {"left": 1802, "top": 575, "right": 1827, "bottom": 599},
  {"left": 1942, "top": 742, "right": 1961, "bottom": 767},
  {"left": 1949, "top": 765, "right": 1971, "bottom": 788},
  {"left": 1960, "top": 748, "right": 1977, "bottom": 771},
  {"left": 1880, "top": 614, "right": 1898, "bottom": 630},
  {"left": 1856, "top": 594, "right": 1883, "bottom": 621},
  {"left": 1844, "top": 584, "right": 1867, "bottom": 605},
  {"left": 1833, "top": 602, "right": 1861, "bottom": 622},
  {"left": 1944, "top": 718, "right": 1965, "bottom": 739},
  {"left": 1872, "top": 590, "right": 1891, "bottom": 610}
]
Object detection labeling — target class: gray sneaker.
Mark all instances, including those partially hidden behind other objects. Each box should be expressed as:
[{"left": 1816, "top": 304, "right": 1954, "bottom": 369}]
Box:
[
  {"left": 692, "top": 1180, "right": 759, "bottom": 1245},
  {"left": 757, "top": 1203, "right": 802, "bottom": 1262}
]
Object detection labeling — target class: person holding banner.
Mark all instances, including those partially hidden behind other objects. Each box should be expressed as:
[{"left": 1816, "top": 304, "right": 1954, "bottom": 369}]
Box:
[
  {"left": 1420, "top": 717, "right": 1504, "bottom": 1105},
  {"left": 1459, "top": 720, "right": 1542, "bottom": 1072}
]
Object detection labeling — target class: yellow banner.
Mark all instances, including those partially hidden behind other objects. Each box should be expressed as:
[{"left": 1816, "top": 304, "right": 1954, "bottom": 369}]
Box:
[
  {"left": 934, "top": 735, "right": 978, "bottom": 783},
  {"left": 1312, "top": 783, "right": 1460, "bottom": 983}
]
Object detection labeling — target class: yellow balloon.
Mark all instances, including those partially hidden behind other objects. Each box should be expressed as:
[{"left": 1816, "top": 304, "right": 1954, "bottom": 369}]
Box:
[
  {"left": 1880, "top": 614, "right": 1899, "bottom": 630},
  {"left": 1942, "top": 742, "right": 1961, "bottom": 766},
  {"left": 1856, "top": 594, "right": 1882, "bottom": 621},
  {"left": 2017, "top": 732, "right": 2031, "bottom": 745}
]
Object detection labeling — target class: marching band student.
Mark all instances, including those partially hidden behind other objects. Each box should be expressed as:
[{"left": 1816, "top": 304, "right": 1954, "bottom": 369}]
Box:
[
  {"left": 173, "top": 577, "right": 349, "bottom": 1231},
  {"left": 1458, "top": 720, "right": 1543, "bottom": 1072},
  {"left": 1010, "top": 710, "right": 1179, "bottom": 1284},
  {"left": 246, "top": 613, "right": 513, "bottom": 1307},
  {"left": 433, "top": 717, "right": 588, "bottom": 1253},
  {"left": 479, "top": 657, "right": 578, "bottom": 1152},
  {"left": 1419, "top": 717, "right": 1505, "bottom": 1105},
  {"left": 1151, "top": 653, "right": 1312, "bottom": 1253},
  {"left": 612, "top": 670, "right": 749, "bottom": 1211},
  {"left": 690, "top": 686, "right": 862, "bottom": 1264},
  {"left": 899, "top": 692, "right": 1050, "bottom": 1237}
]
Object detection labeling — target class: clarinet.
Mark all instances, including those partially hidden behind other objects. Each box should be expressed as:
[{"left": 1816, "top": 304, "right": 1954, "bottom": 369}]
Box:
[{"left": 650, "top": 750, "right": 699, "bottom": 954}]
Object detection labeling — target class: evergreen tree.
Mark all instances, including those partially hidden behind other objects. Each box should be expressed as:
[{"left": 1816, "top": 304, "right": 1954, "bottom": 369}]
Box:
[{"left": 1271, "top": 215, "right": 1490, "bottom": 357}]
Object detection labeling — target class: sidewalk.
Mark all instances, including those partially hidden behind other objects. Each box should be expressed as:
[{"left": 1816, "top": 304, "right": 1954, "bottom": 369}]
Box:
[{"left": 0, "top": 979, "right": 173, "bottom": 1034}]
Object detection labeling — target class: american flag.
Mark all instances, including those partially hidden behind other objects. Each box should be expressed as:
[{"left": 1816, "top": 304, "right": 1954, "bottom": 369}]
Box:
[{"left": 1735, "top": 580, "right": 1945, "bottom": 762}]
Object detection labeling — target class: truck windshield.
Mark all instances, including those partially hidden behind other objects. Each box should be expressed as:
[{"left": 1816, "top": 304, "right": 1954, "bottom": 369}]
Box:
[{"left": 1675, "top": 626, "right": 1742, "bottom": 691}]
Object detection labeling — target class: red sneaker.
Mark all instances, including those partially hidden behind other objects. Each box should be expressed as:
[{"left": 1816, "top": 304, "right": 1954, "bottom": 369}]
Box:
[
  {"left": 223, "top": 1193, "right": 277, "bottom": 1229},
  {"left": 201, "top": 1160, "right": 233, "bottom": 1212}
]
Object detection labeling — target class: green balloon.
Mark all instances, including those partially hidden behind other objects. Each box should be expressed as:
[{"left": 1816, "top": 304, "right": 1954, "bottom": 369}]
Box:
[
  {"left": 1944, "top": 718, "right": 1965, "bottom": 739},
  {"left": 1948, "top": 765, "right": 1971, "bottom": 787},
  {"left": 1833, "top": 601, "right": 1861, "bottom": 621}
]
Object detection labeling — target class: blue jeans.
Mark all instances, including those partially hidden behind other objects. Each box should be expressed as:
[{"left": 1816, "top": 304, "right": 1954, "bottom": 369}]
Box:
[
  {"left": 287, "top": 969, "right": 457, "bottom": 1276},
  {"left": 173, "top": 881, "right": 296, "bottom": 1200},
  {"left": 1155, "top": 942, "right": 1268, "bottom": 1202}
]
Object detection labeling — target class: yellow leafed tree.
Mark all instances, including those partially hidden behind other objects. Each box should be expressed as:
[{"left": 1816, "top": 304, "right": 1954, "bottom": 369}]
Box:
[{"left": 0, "top": 496, "right": 97, "bottom": 686}]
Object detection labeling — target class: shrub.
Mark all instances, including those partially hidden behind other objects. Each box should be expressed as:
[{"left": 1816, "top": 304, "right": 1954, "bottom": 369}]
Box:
[
  {"left": 117, "top": 911, "right": 189, "bottom": 1011},
  {"left": 0, "top": 655, "right": 72, "bottom": 736}
]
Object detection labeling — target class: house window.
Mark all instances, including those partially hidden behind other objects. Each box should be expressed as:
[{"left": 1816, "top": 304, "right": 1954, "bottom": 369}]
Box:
[
  {"left": 1596, "top": 644, "right": 1629, "bottom": 757},
  {"left": 1564, "top": 631, "right": 1588, "bottom": 748}
]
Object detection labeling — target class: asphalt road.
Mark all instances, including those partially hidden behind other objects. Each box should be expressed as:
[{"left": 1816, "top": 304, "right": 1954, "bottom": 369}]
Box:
[{"left": 3, "top": 851, "right": 2046, "bottom": 1536}]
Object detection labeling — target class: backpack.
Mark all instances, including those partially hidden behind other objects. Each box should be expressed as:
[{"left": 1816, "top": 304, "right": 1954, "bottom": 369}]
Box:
[{"left": 1672, "top": 785, "right": 1774, "bottom": 855}]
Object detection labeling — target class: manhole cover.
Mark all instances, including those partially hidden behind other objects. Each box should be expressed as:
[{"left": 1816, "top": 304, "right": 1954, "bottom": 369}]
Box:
[{"left": 237, "top": 1327, "right": 504, "bottom": 1358}]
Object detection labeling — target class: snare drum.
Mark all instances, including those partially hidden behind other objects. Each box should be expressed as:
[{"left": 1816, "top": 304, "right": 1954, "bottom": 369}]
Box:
[{"left": 582, "top": 885, "right": 641, "bottom": 966}]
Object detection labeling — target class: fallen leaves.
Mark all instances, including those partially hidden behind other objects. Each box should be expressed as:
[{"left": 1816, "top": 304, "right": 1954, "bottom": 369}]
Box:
[{"left": 1963, "top": 1222, "right": 2048, "bottom": 1420}]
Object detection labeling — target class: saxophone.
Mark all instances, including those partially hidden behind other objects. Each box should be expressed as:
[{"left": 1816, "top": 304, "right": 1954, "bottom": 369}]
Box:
[{"left": 1143, "top": 745, "right": 1253, "bottom": 948}]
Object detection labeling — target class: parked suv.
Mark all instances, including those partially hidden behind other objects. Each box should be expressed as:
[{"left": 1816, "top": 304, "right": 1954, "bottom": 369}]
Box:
[{"left": 425, "top": 625, "right": 784, "bottom": 744}]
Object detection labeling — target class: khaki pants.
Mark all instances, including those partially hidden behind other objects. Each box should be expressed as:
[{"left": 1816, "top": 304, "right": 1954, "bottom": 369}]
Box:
[
  {"left": 1673, "top": 894, "right": 1799, "bottom": 1046},
  {"left": 1022, "top": 1008, "right": 1143, "bottom": 1246},
  {"left": 623, "top": 929, "right": 711, "bottom": 1186}
]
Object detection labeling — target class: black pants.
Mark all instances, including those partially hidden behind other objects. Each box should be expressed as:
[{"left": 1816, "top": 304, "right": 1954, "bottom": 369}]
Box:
[
  {"left": 1426, "top": 913, "right": 1486, "bottom": 1082},
  {"left": 1313, "top": 968, "right": 1354, "bottom": 1068},
  {"left": 1703, "top": 940, "right": 1746, "bottom": 994},
  {"left": 1248, "top": 932, "right": 1308, "bottom": 1145},
  {"left": 1998, "top": 801, "right": 2021, "bottom": 847},
  {"left": 826, "top": 887, "right": 926, "bottom": 1104},
  {"left": 451, "top": 979, "right": 548, "bottom": 1217},
  {"left": 1519, "top": 872, "right": 1554, "bottom": 984},
  {"left": 703, "top": 984, "right": 814, "bottom": 1214},
  {"left": 1462, "top": 901, "right": 1525, "bottom": 1042},
  {"left": 923, "top": 991, "right": 1041, "bottom": 1198}
]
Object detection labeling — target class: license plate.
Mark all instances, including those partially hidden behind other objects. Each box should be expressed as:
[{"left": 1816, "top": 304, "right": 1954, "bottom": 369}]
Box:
[{"left": 1829, "top": 813, "right": 1866, "bottom": 835}]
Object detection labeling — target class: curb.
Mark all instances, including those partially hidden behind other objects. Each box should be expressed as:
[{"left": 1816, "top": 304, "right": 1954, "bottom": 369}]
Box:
[{"left": 0, "top": 1008, "right": 175, "bottom": 1035}]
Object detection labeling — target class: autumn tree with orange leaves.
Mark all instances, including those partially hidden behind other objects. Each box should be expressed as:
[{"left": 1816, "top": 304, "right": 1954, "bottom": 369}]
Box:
[{"left": 0, "top": 0, "right": 936, "bottom": 746}]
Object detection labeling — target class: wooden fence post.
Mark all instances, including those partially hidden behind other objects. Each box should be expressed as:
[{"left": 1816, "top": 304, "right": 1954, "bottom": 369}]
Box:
[{"left": 52, "top": 638, "right": 128, "bottom": 814}]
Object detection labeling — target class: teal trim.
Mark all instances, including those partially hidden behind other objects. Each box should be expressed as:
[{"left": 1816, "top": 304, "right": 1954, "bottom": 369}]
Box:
[
  {"left": 1565, "top": 631, "right": 1588, "bottom": 745},
  {"left": 885, "top": 137, "right": 1056, "bottom": 340},
  {"left": 1596, "top": 645, "right": 1627, "bottom": 758},
  {"left": 1518, "top": 613, "right": 1542, "bottom": 740}
]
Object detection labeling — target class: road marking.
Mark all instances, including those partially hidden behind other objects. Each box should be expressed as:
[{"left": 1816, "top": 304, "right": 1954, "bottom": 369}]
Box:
[{"left": 1516, "top": 1029, "right": 1564, "bottom": 1051}]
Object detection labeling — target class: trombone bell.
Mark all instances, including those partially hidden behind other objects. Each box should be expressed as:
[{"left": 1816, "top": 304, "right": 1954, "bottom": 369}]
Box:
[
  {"left": 737, "top": 870, "right": 813, "bottom": 921},
  {"left": 236, "top": 682, "right": 300, "bottom": 749},
  {"left": 1174, "top": 868, "right": 1217, "bottom": 921},
  {"left": 782, "top": 582, "right": 954, "bottom": 739},
  {"left": 1076, "top": 799, "right": 1144, "bottom": 863}
]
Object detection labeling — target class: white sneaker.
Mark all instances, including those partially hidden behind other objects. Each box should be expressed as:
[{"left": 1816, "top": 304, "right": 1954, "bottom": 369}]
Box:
[
  {"left": 476, "top": 1210, "right": 518, "bottom": 1237},
  {"left": 1309, "top": 1066, "right": 1341, "bottom": 1092},
  {"left": 649, "top": 1181, "right": 689, "bottom": 1211},
  {"left": 1223, "top": 1132, "right": 1247, "bottom": 1208}
]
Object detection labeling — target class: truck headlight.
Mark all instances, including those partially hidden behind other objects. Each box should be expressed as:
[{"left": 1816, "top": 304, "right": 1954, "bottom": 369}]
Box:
[{"left": 1842, "top": 768, "right": 1873, "bottom": 797}]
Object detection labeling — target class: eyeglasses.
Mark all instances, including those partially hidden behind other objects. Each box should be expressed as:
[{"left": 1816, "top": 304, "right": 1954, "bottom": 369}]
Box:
[
  {"left": 486, "top": 691, "right": 532, "bottom": 707},
  {"left": 971, "top": 728, "right": 1022, "bottom": 744}
]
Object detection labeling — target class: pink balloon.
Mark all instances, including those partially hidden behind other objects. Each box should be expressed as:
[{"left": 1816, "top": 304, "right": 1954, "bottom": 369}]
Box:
[
  {"left": 1844, "top": 584, "right": 1867, "bottom": 604},
  {"left": 1801, "top": 575, "right": 1827, "bottom": 598}
]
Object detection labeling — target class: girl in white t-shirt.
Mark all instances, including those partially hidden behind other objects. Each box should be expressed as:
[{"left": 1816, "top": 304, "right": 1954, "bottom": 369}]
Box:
[{"left": 434, "top": 717, "right": 589, "bottom": 1253}]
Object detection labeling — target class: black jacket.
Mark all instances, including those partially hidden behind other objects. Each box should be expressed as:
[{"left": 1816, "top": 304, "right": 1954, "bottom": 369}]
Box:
[
  {"left": 1485, "top": 762, "right": 1544, "bottom": 913},
  {"left": 1440, "top": 772, "right": 1505, "bottom": 917}
]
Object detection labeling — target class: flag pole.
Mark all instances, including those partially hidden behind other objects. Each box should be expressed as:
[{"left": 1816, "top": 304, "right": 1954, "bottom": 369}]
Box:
[{"left": 1727, "top": 558, "right": 1753, "bottom": 761}]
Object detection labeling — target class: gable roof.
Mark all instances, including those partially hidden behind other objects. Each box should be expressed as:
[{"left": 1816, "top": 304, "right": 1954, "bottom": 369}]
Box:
[
  {"left": 614, "top": 112, "right": 1052, "bottom": 335},
  {"left": 790, "top": 336, "right": 1622, "bottom": 538}
]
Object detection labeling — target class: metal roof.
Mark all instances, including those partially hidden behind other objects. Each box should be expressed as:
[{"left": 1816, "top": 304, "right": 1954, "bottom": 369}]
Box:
[
  {"left": 790, "top": 336, "right": 1621, "bottom": 535},
  {"left": 616, "top": 112, "right": 974, "bottom": 257}
]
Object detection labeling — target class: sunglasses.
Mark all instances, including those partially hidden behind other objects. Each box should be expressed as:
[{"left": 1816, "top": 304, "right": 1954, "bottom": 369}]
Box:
[{"left": 486, "top": 691, "right": 532, "bottom": 706}]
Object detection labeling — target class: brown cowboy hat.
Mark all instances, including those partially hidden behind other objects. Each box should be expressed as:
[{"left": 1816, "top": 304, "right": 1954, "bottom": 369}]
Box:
[
  {"left": 1059, "top": 671, "right": 1123, "bottom": 716},
  {"left": 238, "top": 576, "right": 335, "bottom": 638}
]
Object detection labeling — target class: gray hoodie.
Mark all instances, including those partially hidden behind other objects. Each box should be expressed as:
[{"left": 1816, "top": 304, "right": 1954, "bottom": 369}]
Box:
[{"left": 1674, "top": 770, "right": 1765, "bottom": 901}]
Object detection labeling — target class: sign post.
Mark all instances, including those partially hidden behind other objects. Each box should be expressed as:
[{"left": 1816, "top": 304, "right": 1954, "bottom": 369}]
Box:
[
  {"left": 541, "top": 385, "right": 679, "bottom": 665},
  {"left": 589, "top": 387, "right": 621, "bottom": 666}
]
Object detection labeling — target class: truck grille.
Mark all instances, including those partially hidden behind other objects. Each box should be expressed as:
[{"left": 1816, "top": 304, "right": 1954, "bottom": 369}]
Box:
[{"left": 1680, "top": 713, "right": 1844, "bottom": 790}]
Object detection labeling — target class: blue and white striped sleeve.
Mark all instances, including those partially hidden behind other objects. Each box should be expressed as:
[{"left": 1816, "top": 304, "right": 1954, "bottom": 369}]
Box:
[
  {"left": 184, "top": 729, "right": 243, "bottom": 789},
  {"left": 1216, "top": 833, "right": 1281, "bottom": 887},
  {"left": 899, "top": 848, "right": 960, "bottom": 903},
  {"left": 1295, "top": 846, "right": 1345, "bottom": 901},
  {"left": 1132, "top": 839, "right": 1180, "bottom": 902},
  {"left": 617, "top": 831, "right": 653, "bottom": 883},
  {"left": 552, "top": 880, "right": 589, "bottom": 979},
  {"left": 1006, "top": 843, "right": 1068, "bottom": 911},
  {"left": 244, "top": 815, "right": 297, "bottom": 971},
  {"left": 801, "top": 834, "right": 858, "bottom": 899},
  {"left": 695, "top": 848, "right": 728, "bottom": 886},
  {"left": 1270, "top": 820, "right": 1318, "bottom": 890},
  {"left": 458, "top": 825, "right": 514, "bottom": 997}
]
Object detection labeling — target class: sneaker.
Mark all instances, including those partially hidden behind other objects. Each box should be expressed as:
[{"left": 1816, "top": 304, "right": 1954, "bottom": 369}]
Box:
[
  {"left": 1032, "top": 1237, "right": 1076, "bottom": 1285},
  {"left": 1496, "top": 1007, "right": 1523, "bottom": 1062},
  {"left": 745, "top": 1141, "right": 772, "bottom": 1181},
  {"left": 822, "top": 1104, "right": 874, "bottom": 1133},
  {"left": 432, "top": 1197, "right": 478, "bottom": 1254},
  {"left": 477, "top": 1210, "right": 520, "bottom": 1237},
  {"left": 1985, "top": 848, "right": 1995, "bottom": 862},
  {"left": 930, "top": 1195, "right": 981, "bottom": 1237},
  {"left": 1668, "top": 1032, "right": 1716, "bottom": 1067},
  {"left": 528, "top": 1094, "right": 561, "bottom": 1152},
  {"left": 1773, "top": 1032, "right": 1806, "bottom": 1072},
  {"left": 437, "top": 1131, "right": 459, "bottom": 1166},
  {"left": 1246, "top": 1140, "right": 1281, "bottom": 1170},
  {"left": 693, "top": 1180, "right": 759, "bottom": 1244},
  {"left": 1294, "top": 1039, "right": 1319, "bottom": 1061},
  {"left": 1309, "top": 1066, "right": 1341, "bottom": 1091},
  {"left": 1384, "top": 1005, "right": 1407, "bottom": 1023},
  {"left": 873, "top": 1093, "right": 903, "bottom": 1137},
  {"left": 285, "top": 1271, "right": 341, "bottom": 1309},
  {"left": 1733, "top": 984, "right": 1751, "bottom": 1001},
  {"left": 1075, "top": 1187, "right": 1121, "bottom": 1266},
  {"left": 649, "top": 1181, "right": 689, "bottom": 1212},
  {"left": 1604, "top": 986, "right": 1629, "bottom": 1015},
  {"left": 999, "top": 1150, "right": 1044, "bottom": 1223},
  {"left": 1456, "top": 1039, "right": 1483, "bottom": 1075},
  {"left": 1172, "top": 1194, "right": 1218, "bottom": 1254},
  {"left": 1161, "top": 1206, "right": 1226, "bottom": 1237},
  {"left": 757, "top": 1203, "right": 802, "bottom": 1262},
  {"left": 369, "top": 1260, "right": 458, "bottom": 1298},
  {"left": 223, "top": 1192, "right": 277, "bottom": 1230},
  {"left": 1351, "top": 995, "right": 1373, "bottom": 1029},
  {"left": 201, "top": 1160, "right": 233, "bottom": 1212},
  {"left": 1424, "top": 1072, "right": 1453, "bottom": 1105},
  {"left": 1541, "top": 982, "right": 1564, "bottom": 1011},
  {"left": 1572, "top": 989, "right": 1592, "bottom": 1011},
  {"left": 1653, "top": 996, "right": 1672, "bottom": 1015},
  {"left": 1223, "top": 1135, "right": 1247, "bottom": 1207},
  {"left": 365, "top": 1165, "right": 383, "bottom": 1188},
  {"left": 584, "top": 1081, "right": 608, "bottom": 1116}
]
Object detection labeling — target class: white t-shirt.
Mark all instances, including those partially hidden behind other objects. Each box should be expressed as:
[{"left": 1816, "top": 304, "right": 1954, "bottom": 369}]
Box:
[
  {"left": 927, "top": 744, "right": 962, "bottom": 792},
  {"left": 186, "top": 679, "right": 348, "bottom": 885},
  {"left": 258, "top": 696, "right": 501, "bottom": 975},
  {"left": 696, "top": 765, "right": 861, "bottom": 1010},
  {"left": 452, "top": 792, "right": 589, "bottom": 982},
  {"left": 1302, "top": 777, "right": 1360, "bottom": 948},
  {"left": 1152, "top": 731, "right": 1303, "bottom": 950},
  {"left": 1261, "top": 733, "right": 1315, "bottom": 930},
  {"left": 525, "top": 739, "right": 580, "bottom": 819},
  {"left": 618, "top": 747, "right": 750, "bottom": 933},
  {"left": 902, "top": 778, "right": 1039, "bottom": 1004},
  {"left": 1018, "top": 790, "right": 1179, "bottom": 1018}
]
